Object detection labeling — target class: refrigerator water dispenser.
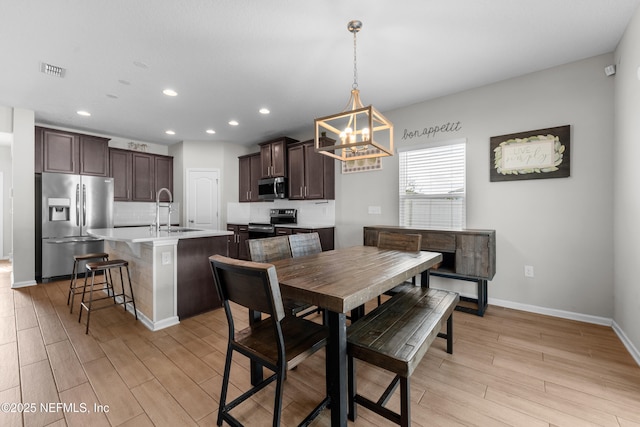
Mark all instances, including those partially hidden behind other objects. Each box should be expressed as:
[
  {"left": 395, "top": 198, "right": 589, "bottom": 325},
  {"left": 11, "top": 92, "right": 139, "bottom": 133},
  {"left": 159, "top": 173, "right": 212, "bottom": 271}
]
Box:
[{"left": 48, "top": 198, "right": 70, "bottom": 221}]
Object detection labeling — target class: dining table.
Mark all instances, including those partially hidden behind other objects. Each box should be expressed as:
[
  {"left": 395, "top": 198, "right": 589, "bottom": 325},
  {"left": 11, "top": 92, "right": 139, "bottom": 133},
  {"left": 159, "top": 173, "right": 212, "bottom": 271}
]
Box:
[{"left": 267, "top": 245, "right": 443, "bottom": 427}]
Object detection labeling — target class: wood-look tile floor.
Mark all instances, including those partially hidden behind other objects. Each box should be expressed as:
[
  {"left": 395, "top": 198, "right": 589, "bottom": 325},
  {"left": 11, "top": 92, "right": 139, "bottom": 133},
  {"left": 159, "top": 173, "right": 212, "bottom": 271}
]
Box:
[{"left": 1, "top": 260, "right": 640, "bottom": 426}]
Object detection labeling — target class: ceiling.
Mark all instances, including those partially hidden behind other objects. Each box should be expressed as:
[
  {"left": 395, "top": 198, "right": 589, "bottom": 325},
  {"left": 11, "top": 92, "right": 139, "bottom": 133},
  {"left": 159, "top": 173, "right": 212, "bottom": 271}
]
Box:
[{"left": 1, "top": 0, "right": 638, "bottom": 147}]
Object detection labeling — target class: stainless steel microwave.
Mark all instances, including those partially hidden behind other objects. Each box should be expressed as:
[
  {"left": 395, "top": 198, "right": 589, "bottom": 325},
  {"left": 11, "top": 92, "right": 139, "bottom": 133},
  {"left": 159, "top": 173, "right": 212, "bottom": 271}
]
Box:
[{"left": 258, "top": 176, "right": 287, "bottom": 200}]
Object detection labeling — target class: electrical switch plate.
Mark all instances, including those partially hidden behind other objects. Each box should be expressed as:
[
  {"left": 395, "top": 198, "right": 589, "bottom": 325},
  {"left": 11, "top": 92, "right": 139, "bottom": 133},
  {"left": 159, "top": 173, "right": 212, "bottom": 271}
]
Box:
[
  {"left": 368, "top": 206, "right": 382, "bottom": 215},
  {"left": 162, "top": 252, "right": 171, "bottom": 265},
  {"left": 524, "top": 265, "right": 534, "bottom": 278}
]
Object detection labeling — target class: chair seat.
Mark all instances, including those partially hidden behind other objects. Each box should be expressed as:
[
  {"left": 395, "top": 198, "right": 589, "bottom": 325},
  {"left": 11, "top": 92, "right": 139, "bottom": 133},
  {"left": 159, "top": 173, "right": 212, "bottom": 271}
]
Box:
[
  {"left": 283, "top": 297, "right": 313, "bottom": 316},
  {"left": 236, "top": 315, "right": 327, "bottom": 370}
]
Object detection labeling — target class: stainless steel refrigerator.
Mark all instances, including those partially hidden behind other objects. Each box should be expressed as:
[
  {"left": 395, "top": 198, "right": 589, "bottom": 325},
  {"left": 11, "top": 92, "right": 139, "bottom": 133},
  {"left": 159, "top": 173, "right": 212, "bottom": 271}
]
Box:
[{"left": 37, "top": 172, "right": 114, "bottom": 282}]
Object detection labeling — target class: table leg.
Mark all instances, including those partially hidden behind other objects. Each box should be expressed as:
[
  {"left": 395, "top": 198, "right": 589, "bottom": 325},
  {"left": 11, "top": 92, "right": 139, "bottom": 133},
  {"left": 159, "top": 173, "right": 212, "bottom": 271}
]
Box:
[
  {"left": 326, "top": 310, "right": 347, "bottom": 427},
  {"left": 421, "top": 270, "right": 430, "bottom": 288}
]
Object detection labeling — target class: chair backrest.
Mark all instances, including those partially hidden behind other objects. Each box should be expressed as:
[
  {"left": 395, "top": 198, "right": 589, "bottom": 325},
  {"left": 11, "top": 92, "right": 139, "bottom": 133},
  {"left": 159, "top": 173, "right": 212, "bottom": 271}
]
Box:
[
  {"left": 209, "top": 255, "right": 286, "bottom": 321},
  {"left": 377, "top": 231, "right": 422, "bottom": 253},
  {"left": 288, "top": 232, "right": 322, "bottom": 257},
  {"left": 247, "top": 235, "right": 292, "bottom": 262}
]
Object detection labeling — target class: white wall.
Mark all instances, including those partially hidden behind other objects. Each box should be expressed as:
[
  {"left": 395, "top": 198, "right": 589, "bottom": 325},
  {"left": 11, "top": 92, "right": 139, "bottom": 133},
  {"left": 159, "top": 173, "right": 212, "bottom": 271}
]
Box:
[
  {"left": 0, "top": 146, "right": 11, "bottom": 258},
  {"left": 172, "top": 140, "right": 251, "bottom": 229},
  {"left": 613, "top": 7, "right": 640, "bottom": 358},
  {"left": 11, "top": 108, "right": 36, "bottom": 286},
  {"left": 291, "top": 54, "right": 616, "bottom": 321},
  {"left": 0, "top": 106, "right": 13, "bottom": 260}
]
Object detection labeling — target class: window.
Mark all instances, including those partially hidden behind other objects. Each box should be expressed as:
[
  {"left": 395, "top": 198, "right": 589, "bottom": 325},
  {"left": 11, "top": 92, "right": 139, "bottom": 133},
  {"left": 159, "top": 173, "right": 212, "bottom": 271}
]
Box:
[{"left": 399, "top": 139, "right": 466, "bottom": 229}]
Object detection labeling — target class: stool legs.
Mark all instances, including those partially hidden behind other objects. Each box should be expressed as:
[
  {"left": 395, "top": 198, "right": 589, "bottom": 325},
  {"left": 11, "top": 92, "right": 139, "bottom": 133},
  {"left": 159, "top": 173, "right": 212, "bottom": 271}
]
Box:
[
  {"left": 68, "top": 253, "right": 108, "bottom": 314},
  {"left": 79, "top": 260, "right": 137, "bottom": 334}
]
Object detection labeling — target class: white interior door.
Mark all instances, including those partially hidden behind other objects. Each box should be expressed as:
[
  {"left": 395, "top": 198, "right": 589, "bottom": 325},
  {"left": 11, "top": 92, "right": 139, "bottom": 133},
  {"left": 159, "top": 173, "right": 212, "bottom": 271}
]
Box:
[{"left": 186, "top": 169, "right": 219, "bottom": 230}]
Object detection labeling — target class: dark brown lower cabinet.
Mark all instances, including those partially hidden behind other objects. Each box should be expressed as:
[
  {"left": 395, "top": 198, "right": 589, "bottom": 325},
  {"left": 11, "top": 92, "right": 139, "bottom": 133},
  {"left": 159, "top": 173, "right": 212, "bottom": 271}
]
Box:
[
  {"left": 176, "top": 236, "right": 228, "bottom": 319},
  {"left": 275, "top": 226, "right": 335, "bottom": 251}
]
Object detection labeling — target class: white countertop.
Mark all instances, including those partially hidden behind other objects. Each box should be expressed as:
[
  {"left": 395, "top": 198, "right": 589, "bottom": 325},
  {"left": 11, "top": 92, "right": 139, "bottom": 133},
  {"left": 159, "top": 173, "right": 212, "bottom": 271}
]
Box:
[
  {"left": 272, "top": 224, "right": 335, "bottom": 229},
  {"left": 88, "top": 227, "right": 233, "bottom": 243}
]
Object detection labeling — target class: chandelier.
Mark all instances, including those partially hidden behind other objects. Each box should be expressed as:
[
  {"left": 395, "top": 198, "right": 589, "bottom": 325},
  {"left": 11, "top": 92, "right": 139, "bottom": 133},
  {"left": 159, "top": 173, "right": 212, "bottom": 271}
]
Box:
[{"left": 314, "top": 20, "right": 394, "bottom": 162}]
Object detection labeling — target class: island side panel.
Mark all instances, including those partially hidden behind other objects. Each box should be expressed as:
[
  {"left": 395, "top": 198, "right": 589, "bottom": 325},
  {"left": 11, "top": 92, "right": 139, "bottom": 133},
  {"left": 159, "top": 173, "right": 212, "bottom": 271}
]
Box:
[
  {"left": 104, "top": 240, "right": 156, "bottom": 324},
  {"left": 176, "top": 236, "right": 228, "bottom": 318},
  {"left": 104, "top": 240, "right": 179, "bottom": 331}
]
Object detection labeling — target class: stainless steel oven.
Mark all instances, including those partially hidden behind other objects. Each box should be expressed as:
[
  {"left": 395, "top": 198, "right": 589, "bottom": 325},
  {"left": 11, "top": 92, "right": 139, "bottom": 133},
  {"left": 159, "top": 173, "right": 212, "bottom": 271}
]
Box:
[{"left": 247, "top": 209, "right": 297, "bottom": 239}]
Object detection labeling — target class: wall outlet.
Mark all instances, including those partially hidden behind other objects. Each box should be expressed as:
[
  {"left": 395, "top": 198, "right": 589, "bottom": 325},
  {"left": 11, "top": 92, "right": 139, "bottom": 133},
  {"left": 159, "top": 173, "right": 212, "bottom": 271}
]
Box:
[
  {"left": 524, "top": 265, "right": 534, "bottom": 278},
  {"left": 162, "top": 251, "right": 172, "bottom": 265},
  {"left": 368, "top": 206, "right": 382, "bottom": 215}
]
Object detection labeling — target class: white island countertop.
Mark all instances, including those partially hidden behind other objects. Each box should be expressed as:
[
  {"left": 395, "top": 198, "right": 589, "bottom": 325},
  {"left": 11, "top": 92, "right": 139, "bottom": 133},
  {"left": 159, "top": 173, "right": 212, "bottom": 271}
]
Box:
[{"left": 88, "top": 227, "right": 233, "bottom": 243}]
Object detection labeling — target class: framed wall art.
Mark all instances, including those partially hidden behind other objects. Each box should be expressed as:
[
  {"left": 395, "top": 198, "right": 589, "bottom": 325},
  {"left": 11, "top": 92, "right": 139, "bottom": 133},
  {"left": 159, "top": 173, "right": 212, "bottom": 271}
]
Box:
[
  {"left": 341, "top": 148, "right": 383, "bottom": 174},
  {"left": 490, "top": 125, "right": 570, "bottom": 182}
]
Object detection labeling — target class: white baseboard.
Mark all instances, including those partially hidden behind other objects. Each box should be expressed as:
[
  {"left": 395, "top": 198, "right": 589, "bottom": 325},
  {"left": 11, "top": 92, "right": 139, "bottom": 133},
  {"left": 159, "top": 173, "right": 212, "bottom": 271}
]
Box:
[
  {"left": 488, "top": 297, "right": 612, "bottom": 326},
  {"left": 488, "top": 297, "right": 640, "bottom": 366},
  {"left": 10, "top": 273, "right": 37, "bottom": 288},
  {"left": 612, "top": 321, "right": 640, "bottom": 367}
]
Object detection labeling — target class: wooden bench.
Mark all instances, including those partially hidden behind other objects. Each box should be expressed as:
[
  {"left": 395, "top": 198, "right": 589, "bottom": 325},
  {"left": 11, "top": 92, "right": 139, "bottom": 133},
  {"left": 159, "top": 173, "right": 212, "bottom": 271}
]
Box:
[{"left": 347, "top": 287, "right": 459, "bottom": 426}]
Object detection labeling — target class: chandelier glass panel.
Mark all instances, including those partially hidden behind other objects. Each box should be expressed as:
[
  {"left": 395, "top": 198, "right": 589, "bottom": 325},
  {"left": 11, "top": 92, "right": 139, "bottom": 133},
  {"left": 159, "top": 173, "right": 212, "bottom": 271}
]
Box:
[{"left": 315, "top": 20, "right": 394, "bottom": 162}]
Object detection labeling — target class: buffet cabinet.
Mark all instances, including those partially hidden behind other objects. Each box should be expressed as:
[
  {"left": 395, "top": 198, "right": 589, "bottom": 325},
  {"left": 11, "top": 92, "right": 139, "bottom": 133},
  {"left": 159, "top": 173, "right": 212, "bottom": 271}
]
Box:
[{"left": 364, "top": 226, "right": 496, "bottom": 315}]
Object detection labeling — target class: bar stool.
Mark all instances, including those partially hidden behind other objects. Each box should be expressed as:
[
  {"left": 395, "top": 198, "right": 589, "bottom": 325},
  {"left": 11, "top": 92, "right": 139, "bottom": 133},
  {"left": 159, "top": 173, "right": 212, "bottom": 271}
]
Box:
[
  {"left": 79, "top": 259, "right": 138, "bottom": 334},
  {"left": 67, "top": 252, "right": 109, "bottom": 313}
]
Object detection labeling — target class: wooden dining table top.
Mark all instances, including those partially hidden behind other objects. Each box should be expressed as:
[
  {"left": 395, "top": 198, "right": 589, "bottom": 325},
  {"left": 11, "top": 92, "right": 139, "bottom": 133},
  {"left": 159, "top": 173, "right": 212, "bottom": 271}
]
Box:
[{"left": 271, "top": 245, "right": 443, "bottom": 314}]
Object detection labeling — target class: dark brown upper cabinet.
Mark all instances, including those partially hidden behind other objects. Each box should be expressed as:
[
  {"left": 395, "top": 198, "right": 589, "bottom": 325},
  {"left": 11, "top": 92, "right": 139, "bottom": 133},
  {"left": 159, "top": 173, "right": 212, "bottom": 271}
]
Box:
[
  {"left": 36, "top": 126, "right": 109, "bottom": 176},
  {"left": 259, "top": 137, "right": 297, "bottom": 178},
  {"left": 109, "top": 148, "right": 173, "bottom": 202},
  {"left": 239, "top": 153, "right": 261, "bottom": 202},
  {"left": 287, "top": 139, "right": 335, "bottom": 200}
]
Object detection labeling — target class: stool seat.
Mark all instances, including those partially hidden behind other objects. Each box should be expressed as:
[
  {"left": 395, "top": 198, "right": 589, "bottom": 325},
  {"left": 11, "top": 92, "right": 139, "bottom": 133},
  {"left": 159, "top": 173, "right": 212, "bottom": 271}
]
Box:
[
  {"left": 73, "top": 252, "right": 109, "bottom": 262},
  {"left": 79, "top": 258, "right": 137, "bottom": 334},
  {"left": 68, "top": 252, "right": 109, "bottom": 313},
  {"left": 87, "top": 259, "right": 129, "bottom": 270}
]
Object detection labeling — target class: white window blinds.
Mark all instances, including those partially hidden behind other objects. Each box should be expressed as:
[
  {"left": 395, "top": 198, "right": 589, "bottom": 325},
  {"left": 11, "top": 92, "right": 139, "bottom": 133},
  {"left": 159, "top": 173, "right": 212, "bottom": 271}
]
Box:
[{"left": 399, "top": 141, "right": 466, "bottom": 229}]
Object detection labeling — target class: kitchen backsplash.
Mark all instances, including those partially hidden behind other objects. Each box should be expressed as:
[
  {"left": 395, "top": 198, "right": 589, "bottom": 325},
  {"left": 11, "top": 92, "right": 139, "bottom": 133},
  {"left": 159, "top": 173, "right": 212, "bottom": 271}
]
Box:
[
  {"left": 227, "top": 200, "right": 335, "bottom": 226},
  {"left": 114, "top": 201, "right": 181, "bottom": 227}
]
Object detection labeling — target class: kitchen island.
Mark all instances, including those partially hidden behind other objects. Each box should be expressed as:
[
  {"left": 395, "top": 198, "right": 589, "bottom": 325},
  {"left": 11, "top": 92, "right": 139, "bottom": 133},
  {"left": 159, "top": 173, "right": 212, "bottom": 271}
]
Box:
[{"left": 88, "top": 227, "right": 232, "bottom": 331}]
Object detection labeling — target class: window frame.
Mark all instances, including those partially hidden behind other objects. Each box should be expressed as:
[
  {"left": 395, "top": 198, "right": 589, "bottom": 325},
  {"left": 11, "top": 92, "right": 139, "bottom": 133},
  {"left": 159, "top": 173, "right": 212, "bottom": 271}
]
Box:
[{"left": 398, "top": 138, "right": 467, "bottom": 230}]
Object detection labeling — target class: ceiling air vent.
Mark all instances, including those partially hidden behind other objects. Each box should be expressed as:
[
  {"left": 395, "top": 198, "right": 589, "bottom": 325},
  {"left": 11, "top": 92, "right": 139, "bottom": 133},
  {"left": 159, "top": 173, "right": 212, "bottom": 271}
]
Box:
[{"left": 40, "top": 62, "right": 66, "bottom": 78}]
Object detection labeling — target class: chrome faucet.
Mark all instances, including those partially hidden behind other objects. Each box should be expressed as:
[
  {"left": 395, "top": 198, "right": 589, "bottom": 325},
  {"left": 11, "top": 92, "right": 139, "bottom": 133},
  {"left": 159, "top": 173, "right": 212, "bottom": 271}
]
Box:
[{"left": 155, "top": 187, "right": 173, "bottom": 232}]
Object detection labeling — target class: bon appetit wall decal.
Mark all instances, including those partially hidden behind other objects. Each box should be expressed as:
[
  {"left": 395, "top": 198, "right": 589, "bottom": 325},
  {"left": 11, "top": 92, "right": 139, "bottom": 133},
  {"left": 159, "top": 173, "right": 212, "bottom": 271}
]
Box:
[{"left": 401, "top": 121, "right": 462, "bottom": 141}]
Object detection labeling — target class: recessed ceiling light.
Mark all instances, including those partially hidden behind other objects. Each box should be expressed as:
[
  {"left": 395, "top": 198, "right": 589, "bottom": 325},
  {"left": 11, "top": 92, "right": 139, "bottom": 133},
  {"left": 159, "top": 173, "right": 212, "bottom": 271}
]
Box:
[
  {"left": 228, "top": 120, "right": 239, "bottom": 126},
  {"left": 77, "top": 110, "right": 91, "bottom": 117},
  {"left": 259, "top": 108, "right": 270, "bottom": 115},
  {"left": 163, "top": 89, "right": 178, "bottom": 97},
  {"left": 206, "top": 129, "right": 216, "bottom": 134},
  {"left": 165, "top": 130, "right": 175, "bottom": 135},
  {"left": 106, "top": 93, "right": 118, "bottom": 99},
  {"left": 118, "top": 79, "right": 131, "bottom": 85}
]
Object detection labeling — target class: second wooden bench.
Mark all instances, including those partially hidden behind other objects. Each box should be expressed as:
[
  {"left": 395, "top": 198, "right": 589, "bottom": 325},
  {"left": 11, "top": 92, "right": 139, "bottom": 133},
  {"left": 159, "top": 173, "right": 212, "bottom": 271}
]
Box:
[{"left": 347, "top": 287, "right": 459, "bottom": 426}]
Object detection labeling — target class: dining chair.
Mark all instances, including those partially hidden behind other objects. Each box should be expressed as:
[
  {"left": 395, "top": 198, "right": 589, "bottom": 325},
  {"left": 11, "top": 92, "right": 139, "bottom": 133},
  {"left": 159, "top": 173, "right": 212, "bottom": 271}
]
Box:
[
  {"left": 247, "top": 235, "right": 292, "bottom": 262},
  {"left": 247, "top": 235, "right": 312, "bottom": 317},
  {"left": 288, "top": 232, "right": 323, "bottom": 318},
  {"left": 209, "top": 255, "right": 329, "bottom": 427},
  {"left": 288, "top": 232, "right": 322, "bottom": 257},
  {"left": 377, "top": 231, "right": 423, "bottom": 304}
]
